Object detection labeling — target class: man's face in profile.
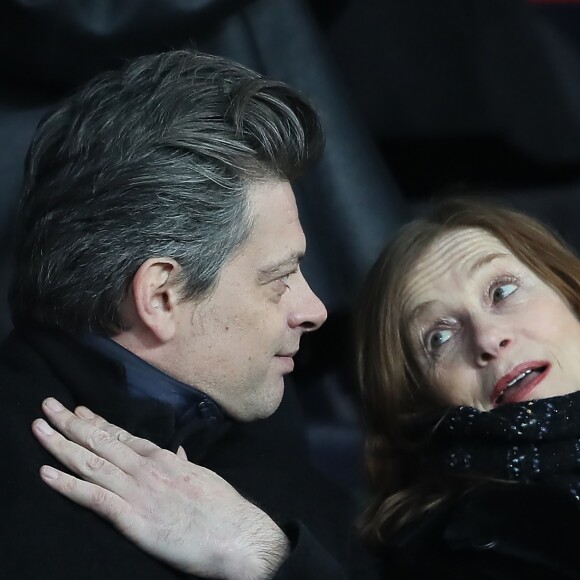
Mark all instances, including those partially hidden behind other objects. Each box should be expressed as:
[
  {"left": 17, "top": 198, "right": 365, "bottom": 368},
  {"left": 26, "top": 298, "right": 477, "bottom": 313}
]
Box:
[{"left": 170, "top": 180, "right": 327, "bottom": 421}]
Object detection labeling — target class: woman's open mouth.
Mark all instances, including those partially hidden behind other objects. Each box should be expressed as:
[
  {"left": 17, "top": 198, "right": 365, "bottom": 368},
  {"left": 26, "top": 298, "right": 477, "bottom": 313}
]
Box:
[{"left": 492, "top": 362, "right": 551, "bottom": 407}]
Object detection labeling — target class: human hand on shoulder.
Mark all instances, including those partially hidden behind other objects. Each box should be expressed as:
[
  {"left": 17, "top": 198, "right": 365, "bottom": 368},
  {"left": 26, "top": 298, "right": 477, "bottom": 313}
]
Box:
[{"left": 32, "top": 398, "right": 290, "bottom": 580}]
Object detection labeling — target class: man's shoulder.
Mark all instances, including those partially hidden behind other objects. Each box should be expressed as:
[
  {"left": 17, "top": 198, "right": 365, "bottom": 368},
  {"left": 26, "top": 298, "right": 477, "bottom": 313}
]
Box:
[
  {"left": 0, "top": 328, "right": 196, "bottom": 579},
  {"left": 0, "top": 328, "right": 97, "bottom": 416},
  {"left": 0, "top": 329, "right": 68, "bottom": 416}
]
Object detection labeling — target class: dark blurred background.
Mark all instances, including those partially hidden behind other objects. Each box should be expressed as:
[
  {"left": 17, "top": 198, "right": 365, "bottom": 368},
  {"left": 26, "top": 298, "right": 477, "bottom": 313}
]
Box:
[{"left": 2, "top": 0, "right": 580, "bottom": 497}]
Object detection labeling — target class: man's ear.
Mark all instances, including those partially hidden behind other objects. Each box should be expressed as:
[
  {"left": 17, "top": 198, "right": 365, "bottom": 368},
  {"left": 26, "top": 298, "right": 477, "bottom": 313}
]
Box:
[{"left": 131, "top": 258, "right": 183, "bottom": 343}]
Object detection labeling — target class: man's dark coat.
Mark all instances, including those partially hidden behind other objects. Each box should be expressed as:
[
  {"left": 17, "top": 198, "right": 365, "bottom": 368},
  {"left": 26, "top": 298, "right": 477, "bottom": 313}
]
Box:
[{"left": 2, "top": 327, "right": 373, "bottom": 579}]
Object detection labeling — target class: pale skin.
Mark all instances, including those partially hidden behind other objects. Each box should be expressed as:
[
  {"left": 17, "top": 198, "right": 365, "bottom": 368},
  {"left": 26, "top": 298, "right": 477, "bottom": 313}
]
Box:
[
  {"left": 31, "top": 179, "right": 327, "bottom": 578},
  {"left": 404, "top": 227, "right": 580, "bottom": 410}
]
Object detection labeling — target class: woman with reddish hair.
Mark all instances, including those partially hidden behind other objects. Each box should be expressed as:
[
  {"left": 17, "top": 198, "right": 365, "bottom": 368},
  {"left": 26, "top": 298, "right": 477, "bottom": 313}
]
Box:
[{"left": 357, "top": 198, "right": 580, "bottom": 578}]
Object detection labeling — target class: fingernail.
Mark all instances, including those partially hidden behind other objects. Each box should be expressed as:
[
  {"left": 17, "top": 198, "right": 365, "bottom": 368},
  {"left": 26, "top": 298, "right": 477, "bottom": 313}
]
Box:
[
  {"left": 75, "top": 406, "right": 95, "bottom": 419},
  {"left": 40, "top": 465, "right": 59, "bottom": 480},
  {"left": 44, "top": 398, "right": 64, "bottom": 412},
  {"left": 35, "top": 419, "right": 54, "bottom": 436}
]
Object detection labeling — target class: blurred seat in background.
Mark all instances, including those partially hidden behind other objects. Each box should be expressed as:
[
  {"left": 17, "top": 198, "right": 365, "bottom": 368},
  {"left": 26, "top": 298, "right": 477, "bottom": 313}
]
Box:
[{"left": 314, "top": 0, "right": 580, "bottom": 247}]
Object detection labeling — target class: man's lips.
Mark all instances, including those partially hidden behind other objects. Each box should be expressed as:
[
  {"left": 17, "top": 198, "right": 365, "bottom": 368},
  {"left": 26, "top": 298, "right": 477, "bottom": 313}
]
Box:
[
  {"left": 277, "top": 350, "right": 298, "bottom": 358},
  {"left": 491, "top": 360, "right": 551, "bottom": 406},
  {"left": 275, "top": 351, "right": 297, "bottom": 373}
]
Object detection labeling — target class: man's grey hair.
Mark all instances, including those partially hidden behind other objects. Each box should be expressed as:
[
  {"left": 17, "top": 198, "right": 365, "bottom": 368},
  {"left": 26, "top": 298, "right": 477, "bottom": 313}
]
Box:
[{"left": 10, "top": 51, "right": 324, "bottom": 334}]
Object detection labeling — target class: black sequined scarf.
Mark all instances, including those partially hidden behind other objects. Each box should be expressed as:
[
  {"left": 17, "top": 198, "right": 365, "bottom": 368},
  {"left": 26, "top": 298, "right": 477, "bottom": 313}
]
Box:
[{"left": 423, "top": 390, "right": 580, "bottom": 499}]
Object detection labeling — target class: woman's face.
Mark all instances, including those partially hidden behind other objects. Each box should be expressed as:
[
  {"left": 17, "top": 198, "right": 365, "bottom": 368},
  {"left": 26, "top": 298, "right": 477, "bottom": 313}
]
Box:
[{"left": 404, "top": 227, "right": 580, "bottom": 410}]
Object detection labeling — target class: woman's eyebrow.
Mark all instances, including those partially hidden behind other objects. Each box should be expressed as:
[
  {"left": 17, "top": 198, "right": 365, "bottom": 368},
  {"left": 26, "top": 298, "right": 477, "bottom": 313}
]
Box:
[
  {"left": 468, "top": 252, "right": 508, "bottom": 275},
  {"left": 407, "top": 300, "right": 438, "bottom": 326}
]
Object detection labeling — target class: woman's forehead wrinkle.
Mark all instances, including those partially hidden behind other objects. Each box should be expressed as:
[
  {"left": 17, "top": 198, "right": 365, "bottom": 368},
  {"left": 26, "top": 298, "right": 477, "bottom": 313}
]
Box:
[
  {"left": 404, "top": 228, "right": 509, "bottom": 316},
  {"left": 404, "top": 231, "right": 473, "bottom": 307}
]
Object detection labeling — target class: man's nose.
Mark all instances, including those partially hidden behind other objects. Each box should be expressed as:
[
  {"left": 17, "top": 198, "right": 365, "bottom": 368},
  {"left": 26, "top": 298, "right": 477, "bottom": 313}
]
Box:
[
  {"left": 288, "top": 274, "right": 327, "bottom": 332},
  {"left": 471, "top": 316, "right": 513, "bottom": 366}
]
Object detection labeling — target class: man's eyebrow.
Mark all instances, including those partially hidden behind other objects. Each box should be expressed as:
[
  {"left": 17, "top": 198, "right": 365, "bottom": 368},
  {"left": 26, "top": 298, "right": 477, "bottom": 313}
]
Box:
[
  {"left": 258, "top": 251, "right": 304, "bottom": 278},
  {"left": 469, "top": 252, "right": 508, "bottom": 275}
]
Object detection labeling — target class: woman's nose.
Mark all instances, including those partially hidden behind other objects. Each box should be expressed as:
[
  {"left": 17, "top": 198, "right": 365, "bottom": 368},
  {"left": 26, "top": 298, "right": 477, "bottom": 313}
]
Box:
[{"left": 471, "top": 317, "right": 513, "bottom": 366}]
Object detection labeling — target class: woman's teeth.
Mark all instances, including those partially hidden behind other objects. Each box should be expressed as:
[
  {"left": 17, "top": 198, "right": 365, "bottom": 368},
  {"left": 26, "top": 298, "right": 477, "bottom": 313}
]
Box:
[{"left": 506, "top": 369, "right": 533, "bottom": 388}]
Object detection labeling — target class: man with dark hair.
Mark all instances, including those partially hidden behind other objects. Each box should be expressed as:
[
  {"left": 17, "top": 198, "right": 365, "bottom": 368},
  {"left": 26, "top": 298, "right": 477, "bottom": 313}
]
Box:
[{"left": 2, "top": 51, "right": 372, "bottom": 578}]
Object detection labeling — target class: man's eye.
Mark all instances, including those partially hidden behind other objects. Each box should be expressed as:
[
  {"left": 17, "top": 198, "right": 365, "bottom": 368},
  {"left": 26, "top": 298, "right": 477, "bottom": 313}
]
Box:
[
  {"left": 278, "top": 268, "right": 299, "bottom": 288},
  {"left": 427, "top": 329, "right": 453, "bottom": 351},
  {"left": 492, "top": 282, "right": 518, "bottom": 302},
  {"left": 272, "top": 274, "right": 291, "bottom": 294}
]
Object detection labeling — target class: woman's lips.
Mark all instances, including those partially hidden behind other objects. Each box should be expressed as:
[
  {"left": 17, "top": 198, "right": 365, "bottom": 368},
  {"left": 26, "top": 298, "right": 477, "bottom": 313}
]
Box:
[{"left": 491, "top": 361, "right": 551, "bottom": 407}]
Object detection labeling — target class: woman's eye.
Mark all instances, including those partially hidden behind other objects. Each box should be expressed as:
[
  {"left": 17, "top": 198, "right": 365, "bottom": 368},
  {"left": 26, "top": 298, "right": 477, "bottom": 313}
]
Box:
[
  {"left": 428, "top": 329, "right": 453, "bottom": 351},
  {"left": 492, "top": 282, "right": 518, "bottom": 302}
]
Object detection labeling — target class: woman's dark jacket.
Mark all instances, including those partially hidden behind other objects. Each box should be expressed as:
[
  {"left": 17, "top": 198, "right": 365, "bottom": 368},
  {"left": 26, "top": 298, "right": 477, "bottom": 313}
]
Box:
[{"left": 382, "top": 394, "right": 580, "bottom": 579}]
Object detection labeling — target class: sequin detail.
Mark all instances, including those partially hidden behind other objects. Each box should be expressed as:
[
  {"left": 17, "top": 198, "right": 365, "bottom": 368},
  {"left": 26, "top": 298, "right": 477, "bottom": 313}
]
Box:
[{"left": 423, "top": 392, "right": 580, "bottom": 504}]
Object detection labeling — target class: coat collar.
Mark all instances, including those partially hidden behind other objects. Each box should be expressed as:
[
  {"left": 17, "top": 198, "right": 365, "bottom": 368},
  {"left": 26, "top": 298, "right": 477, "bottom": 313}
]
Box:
[{"left": 15, "top": 326, "right": 231, "bottom": 457}]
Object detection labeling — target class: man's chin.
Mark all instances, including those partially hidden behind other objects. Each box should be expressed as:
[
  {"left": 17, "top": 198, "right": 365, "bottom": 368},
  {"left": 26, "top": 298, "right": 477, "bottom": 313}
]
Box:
[
  {"left": 226, "top": 380, "right": 285, "bottom": 422},
  {"left": 252, "top": 388, "right": 285, "bottom": 421}
]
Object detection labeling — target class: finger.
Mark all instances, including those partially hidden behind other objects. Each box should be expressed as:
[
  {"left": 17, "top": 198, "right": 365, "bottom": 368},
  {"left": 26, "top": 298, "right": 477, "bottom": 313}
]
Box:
[
  {"left": 40, "top": 398, "right": 144, "bottom": 476},
  {"left": 32, "top": 418, "right": 132, "bottom": 496},
  {"left": 39, "top": 465, "right": 133, "bottom": 532},
  {"left": 74, "top": 406, "right": 161, "bottom": 456},
  {"left": 42, "top": 399, "right": 184, "bottom": 479}
]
